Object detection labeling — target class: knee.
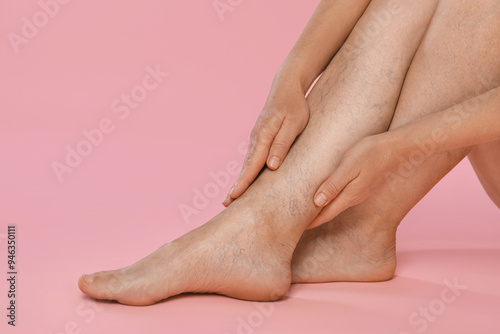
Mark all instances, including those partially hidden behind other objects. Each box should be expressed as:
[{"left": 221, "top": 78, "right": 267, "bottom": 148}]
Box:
[
  {"left": 445, "top": 147, "right": 471, "bottom": 163},
  {"left": 468, "top": 141, "right": 500, "bottom": 209}
]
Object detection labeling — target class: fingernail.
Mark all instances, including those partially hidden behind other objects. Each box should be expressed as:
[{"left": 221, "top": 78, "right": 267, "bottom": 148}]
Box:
[
  {"left": 314, "top": 193, "right": 328, "bottom": 206},
  {"left": 222, "top": 194, "right": 231, "bottom": 205},
  {"left": 228, "top": 185, "right": 235, "bottom": 196},
  {"left": 82, "top": 274, "right": 94, "bottom": 284},
  {"left": 269, "top": 156, "right": 280, "bottom": 169}
]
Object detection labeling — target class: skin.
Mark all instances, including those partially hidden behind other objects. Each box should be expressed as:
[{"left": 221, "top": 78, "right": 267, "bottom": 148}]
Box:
[
  {"left": 469, "top": 140, "right": 500, "bottom": 208},
  {"left": 230, "top": 0, "right": 500, "bottom": 225},
  {"left": 223, "top": 0, "right": 372, "bottom": 206},
  {"left": 292, "top": 0, "right": 500, "bottom": 282},
  {"left": 310, "top": 86, "right": 500, "bottom": 228},
  {"left": 78, "top": 0, "right": 500, "bottom": 305},
  {"left": 79, "top": 0, "right": 438, "bottom": 305}
]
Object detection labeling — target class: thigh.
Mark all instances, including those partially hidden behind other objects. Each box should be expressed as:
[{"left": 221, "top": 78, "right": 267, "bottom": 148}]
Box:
[
  {"left": 375, "top": 0, "right": 500, "bottom": 218},
  {"left": 391, "top": 0, "right": 500, "bottom": 127}
]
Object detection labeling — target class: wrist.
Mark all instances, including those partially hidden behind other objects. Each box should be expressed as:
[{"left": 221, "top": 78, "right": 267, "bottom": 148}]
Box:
[
  {"left": 273, "top": 58, "right": 312, "bottom": 95},
  {"left": 371, "top": 130, "right": 411, "bottom": 163},
  {"left": 269, "top": 70, "right": 307, "bottom": 98}
]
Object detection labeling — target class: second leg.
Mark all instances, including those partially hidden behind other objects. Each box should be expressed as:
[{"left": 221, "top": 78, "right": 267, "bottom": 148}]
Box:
[{"left": 292, "top": 0, "right": 500, "bottom": 283}]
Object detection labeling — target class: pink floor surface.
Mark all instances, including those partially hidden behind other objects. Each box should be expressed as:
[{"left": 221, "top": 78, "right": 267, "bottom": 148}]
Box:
[{"left": 2, "top": 1, "right": 500, "bottom": 333}]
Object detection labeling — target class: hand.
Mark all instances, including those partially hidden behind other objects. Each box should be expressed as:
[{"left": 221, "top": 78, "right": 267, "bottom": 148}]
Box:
[
  {"left": 223, "top": 78, "right": 310, "bottom": 206},
  {"left": 308, "top": 135, "right": 404, "bottom": 229}
]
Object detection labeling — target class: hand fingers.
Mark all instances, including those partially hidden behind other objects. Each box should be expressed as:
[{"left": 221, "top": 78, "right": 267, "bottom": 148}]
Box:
[
  {"left": 306, "top": 212, "right": 328, "bottom": 230},
  {"left": 313, "top": 162, "right": 354, "bottom": 207},
  {"left": 307, "top": 193, "right": 354, "bottom": 229},
  {"left": 267, "top": 117, "right": 307, "bottom": 170},
  {"left": 223, "top": 117, "right": 284, "bottom": 206},
  {"left": 307, "top": 161, "right": 360, "bottom": 228},
  {"left": 222, "top": 142, "right": 268, "bottom": 206}
]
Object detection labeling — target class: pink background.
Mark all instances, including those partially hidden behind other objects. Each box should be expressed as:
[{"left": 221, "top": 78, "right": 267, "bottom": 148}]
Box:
[{"left": 1, "top": 0, "right": 499, "bottom": 333}]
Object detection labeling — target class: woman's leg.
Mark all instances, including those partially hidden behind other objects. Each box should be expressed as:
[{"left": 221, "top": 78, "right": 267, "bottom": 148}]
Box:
[
  {"left": 469, "top": 140, "right": 500, "bottom": 208},
  {"left": 292, "top": 0, "right": 500, "bottom": 283},
  {"left": 78, "top": 0, "right": 437, "bottom": 305}
]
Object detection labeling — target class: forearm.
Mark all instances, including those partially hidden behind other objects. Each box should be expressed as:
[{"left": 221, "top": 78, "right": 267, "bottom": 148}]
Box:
[
  {"left": 385, "top": 86, "right": 500, "bottom": 159},
  {"left": 275, "top": 0, "right": 372, "bottom": 93}
]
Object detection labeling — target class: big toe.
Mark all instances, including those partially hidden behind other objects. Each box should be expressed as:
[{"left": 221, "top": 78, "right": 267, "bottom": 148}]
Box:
[
  {"left": 78, "top": 271, "right": 125, "bottom": 302},
  {"left": 78, "top": 270, "right": 161, "bottom": 306}
]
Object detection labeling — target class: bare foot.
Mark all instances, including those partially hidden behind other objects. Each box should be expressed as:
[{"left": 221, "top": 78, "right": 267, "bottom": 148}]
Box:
[
  {"left": 291, "top": 209, "right": 397, "bottom": 283},
  {"left": 78, "top": 204, "right": 293, "bottom": 306}
]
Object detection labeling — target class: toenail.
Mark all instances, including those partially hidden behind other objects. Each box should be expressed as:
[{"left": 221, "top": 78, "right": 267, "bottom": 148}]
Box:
[{"left": 82, "top": 274, "right": 95, "bottom": 284}]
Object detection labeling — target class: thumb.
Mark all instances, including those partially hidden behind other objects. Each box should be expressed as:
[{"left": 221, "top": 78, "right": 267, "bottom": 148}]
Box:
[
  {"left": 313, "top": 164, "right": 351, "bottom": 207},
  {"left": 307, "top": 192, "right": 352, "bottom": 229}
]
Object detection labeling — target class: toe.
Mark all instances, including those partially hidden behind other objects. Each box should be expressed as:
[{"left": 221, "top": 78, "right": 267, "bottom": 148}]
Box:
[
  {"left": 78, "top": 271, "right": 125, "bottom": 301},
  {"left": 78, "top": 270, "right": 162, "bottom": 306}
]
